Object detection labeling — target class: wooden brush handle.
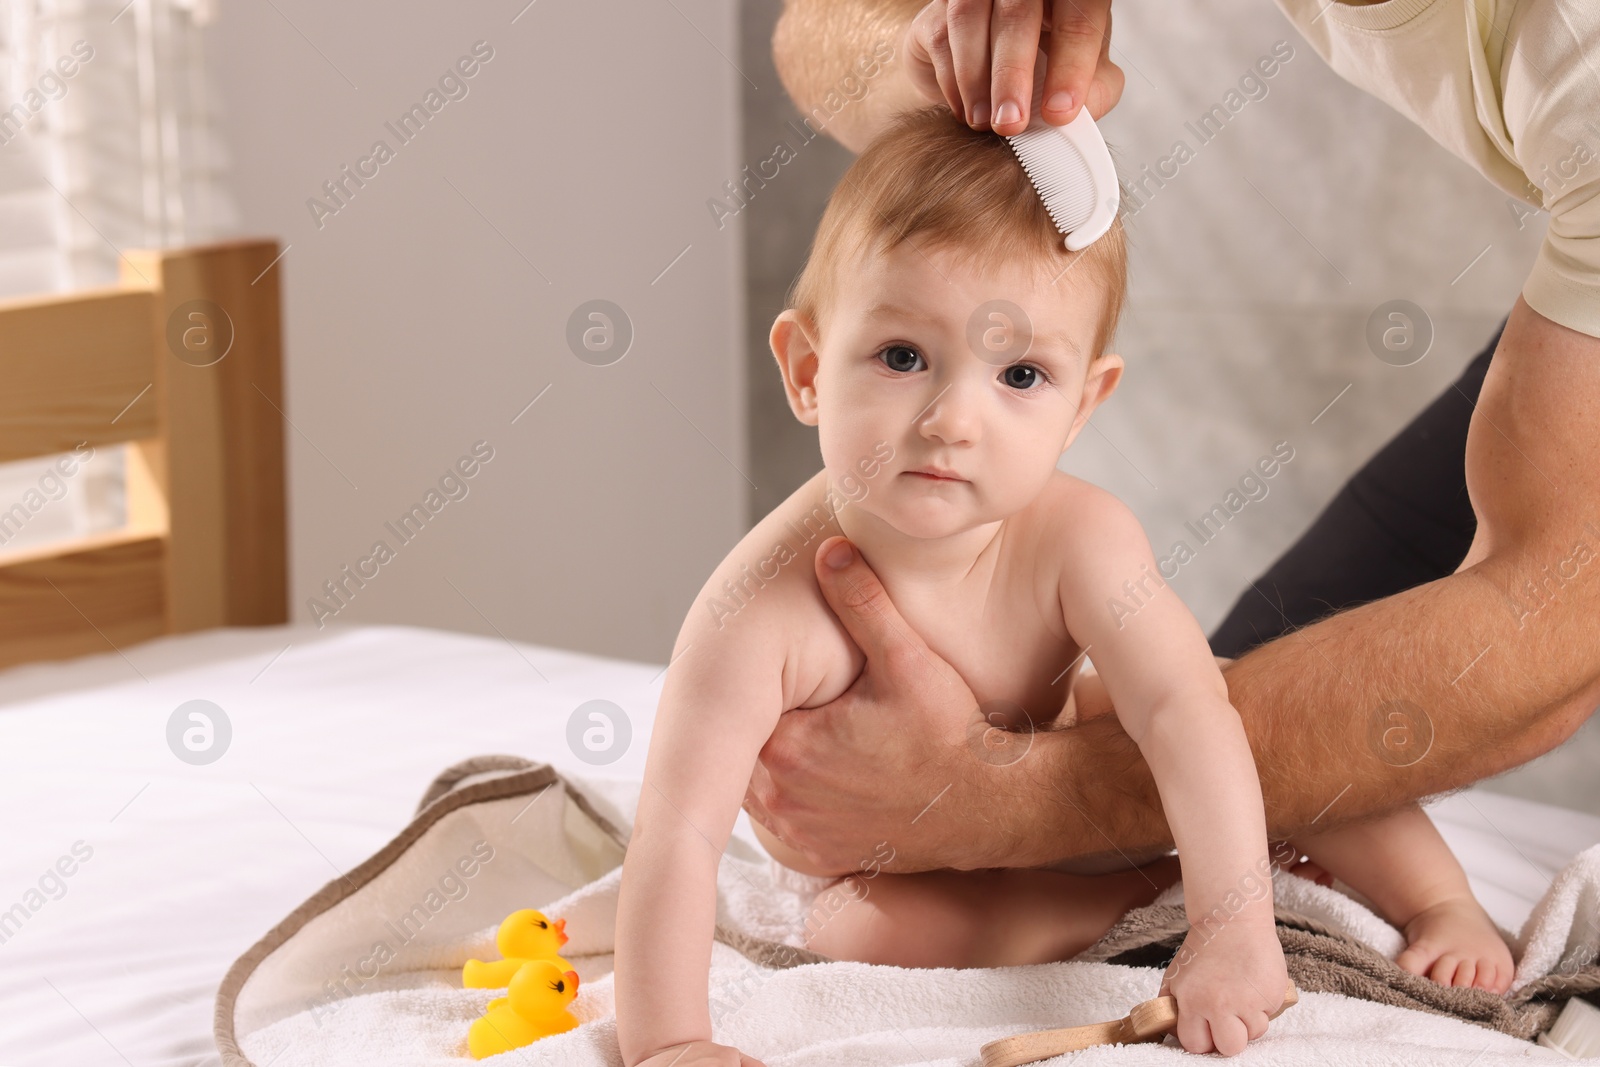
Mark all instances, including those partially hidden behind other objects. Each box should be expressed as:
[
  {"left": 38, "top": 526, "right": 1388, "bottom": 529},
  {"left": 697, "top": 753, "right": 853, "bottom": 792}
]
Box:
[{"left": 980, "top": 982, "right": 1299, "bottom": 1067}]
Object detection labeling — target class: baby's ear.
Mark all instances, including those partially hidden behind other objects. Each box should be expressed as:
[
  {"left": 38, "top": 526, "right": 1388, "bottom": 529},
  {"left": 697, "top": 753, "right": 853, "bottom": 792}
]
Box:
[
  {"left": 770, "top": 309, "right": 822, "bottom": 426},
  {"left": 1062, "top": 352, "right": 1124, "bottom": 451}
]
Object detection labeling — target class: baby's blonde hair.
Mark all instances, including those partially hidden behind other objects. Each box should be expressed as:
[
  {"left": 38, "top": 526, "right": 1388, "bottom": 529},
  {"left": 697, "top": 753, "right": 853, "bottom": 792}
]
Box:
[{"left": 786, "top": 105, "right": 1128, "bottom": 362}]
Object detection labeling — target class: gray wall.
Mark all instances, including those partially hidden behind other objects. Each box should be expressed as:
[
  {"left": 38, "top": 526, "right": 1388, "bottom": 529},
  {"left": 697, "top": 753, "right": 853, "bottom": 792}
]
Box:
[
  {"left": 207, "top": 0, "right": 747, "bottom": 665},
  {"left": 740, "top": 0, "right": 843, "bottom": 518}
]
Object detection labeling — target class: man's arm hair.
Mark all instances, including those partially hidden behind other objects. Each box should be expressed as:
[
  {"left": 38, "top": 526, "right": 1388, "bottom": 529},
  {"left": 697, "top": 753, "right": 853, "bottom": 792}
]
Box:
[
  {"left": 772, "top": 0, "right": 929, "bottom": 152},
  {"left": 948, "top": 297, "right": 1600, "bottom": 869}
]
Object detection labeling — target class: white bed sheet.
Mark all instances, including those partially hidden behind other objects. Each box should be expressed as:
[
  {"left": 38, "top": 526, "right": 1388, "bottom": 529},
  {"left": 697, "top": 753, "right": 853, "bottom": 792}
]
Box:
[{"left": 0, "top": 623, "right": 1594, "bottom": 1067}]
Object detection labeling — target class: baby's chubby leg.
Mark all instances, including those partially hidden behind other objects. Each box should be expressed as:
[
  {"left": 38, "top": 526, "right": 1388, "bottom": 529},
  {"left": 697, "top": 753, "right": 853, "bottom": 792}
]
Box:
[
  {"left": 803, "top": 856, "right": 1181, "bottom": 968},
  {"left": 1289, "top": 803, "right": 1513, "bottom": 992}
]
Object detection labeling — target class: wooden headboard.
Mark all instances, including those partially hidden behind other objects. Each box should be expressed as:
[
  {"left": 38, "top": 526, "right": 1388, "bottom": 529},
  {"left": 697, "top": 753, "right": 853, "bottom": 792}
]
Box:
[{"left": 0, "top": 240, "right": 288, "bottom": 671}]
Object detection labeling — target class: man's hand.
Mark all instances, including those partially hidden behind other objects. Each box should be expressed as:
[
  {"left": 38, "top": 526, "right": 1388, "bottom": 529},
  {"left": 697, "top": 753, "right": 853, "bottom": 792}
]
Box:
[
  {"left": 744, "top": 535, "right": 984, "bottom": 874},
  {"left": 903, "top": 0, "right": 1123, "bottom": 134}
]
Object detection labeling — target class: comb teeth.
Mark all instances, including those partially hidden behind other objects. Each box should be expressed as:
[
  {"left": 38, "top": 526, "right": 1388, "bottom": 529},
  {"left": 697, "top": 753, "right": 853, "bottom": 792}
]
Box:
[
  {"left": 1006, "top": 127, "right": 1095, "bottom": 237},
  {"left": 1539, "top": 998, "right": 1600, "bottom": 1058}
]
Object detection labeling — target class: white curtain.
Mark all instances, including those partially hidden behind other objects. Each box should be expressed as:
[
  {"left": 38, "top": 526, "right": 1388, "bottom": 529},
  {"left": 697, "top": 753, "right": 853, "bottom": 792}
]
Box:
[
  {"left": 0, "top": 0, "right": 234, "bottom": 298},
  {"left": 0, "top": 0, "right": 234, "bottom": 551}
]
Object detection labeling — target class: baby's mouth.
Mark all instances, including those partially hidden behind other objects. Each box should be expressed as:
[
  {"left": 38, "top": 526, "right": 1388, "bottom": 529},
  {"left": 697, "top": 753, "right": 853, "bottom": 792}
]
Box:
[{"left": 903, "top": 468, "right": 967, "bottom": 483}]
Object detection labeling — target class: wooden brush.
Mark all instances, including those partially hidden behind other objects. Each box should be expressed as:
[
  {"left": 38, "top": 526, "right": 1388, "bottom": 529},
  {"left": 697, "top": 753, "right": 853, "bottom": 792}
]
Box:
[{"left": 980, "top": 982, "right": 1299, "bottom": 1067}]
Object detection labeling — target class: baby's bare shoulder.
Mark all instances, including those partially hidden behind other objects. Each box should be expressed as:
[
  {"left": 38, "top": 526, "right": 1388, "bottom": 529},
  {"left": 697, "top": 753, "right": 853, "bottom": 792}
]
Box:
[
  {"left": 678, "top": 470, "right": 863, "bottom": 710},
  {"left": 1021, "top": 471, "right": 1145, "bottom": 550},
  {"left": 1007, "top": 472, "right": 1154, "bottom": 615}
]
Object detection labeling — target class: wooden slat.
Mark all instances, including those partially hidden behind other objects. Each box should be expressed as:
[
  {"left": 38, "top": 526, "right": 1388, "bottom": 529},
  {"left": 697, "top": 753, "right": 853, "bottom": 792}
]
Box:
[
  {"left": 121, "top": 241, "right": 288, "bottom": 631},
  {"left": 0, "top": 535, "right": 167, "bottom": 671},
  {"left": 125, "top": 438, "right": 169, "bottom": 537},
  {"left": 0, "top": 288, "right": 159, "bottom": 464},
  {"left": 0, "top": 237, "right": 287, "bottom": 672}
]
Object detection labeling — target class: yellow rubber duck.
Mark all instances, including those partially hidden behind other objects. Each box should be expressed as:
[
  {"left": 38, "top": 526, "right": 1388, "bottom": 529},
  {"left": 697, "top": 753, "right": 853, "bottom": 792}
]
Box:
[
  {"left": 463, "top": 909, "right": 572, "bottom": 988},
  {"left": 467, "top": 960, "right": 580, "bottom": 1058}
]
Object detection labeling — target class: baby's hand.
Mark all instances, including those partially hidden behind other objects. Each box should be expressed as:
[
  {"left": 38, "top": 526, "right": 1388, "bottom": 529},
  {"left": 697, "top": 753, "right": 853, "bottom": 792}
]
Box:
[
  {"left": 1160, "top": 924, "right": 1288, "bottom": 1056},
  {"left": 635, "top": 1039, "right": 767, "bottom": 1067}
]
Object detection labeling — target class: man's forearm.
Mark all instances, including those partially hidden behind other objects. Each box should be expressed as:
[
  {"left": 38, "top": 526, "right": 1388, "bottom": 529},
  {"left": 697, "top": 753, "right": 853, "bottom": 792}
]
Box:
[
  {"left": 1225, "top": 561, "right": 1600, "bottom": 834},
  {"left": 772, "top": 0, "right": 928, "bottom": 152},
  {"left": 957, "top": 563, "right": 1600, "bottom": 869}
]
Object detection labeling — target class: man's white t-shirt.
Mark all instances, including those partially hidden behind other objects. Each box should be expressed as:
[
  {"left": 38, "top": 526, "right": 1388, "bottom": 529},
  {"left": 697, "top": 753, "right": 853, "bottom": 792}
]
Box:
[{"left": 1274, "top": 0, "right": 1600, "bottom": 339}]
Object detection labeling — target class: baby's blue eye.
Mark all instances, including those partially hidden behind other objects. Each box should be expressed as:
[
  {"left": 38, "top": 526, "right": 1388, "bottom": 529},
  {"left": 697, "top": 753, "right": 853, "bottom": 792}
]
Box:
[
  {"left": 1003, "top": 364, "right": 1047, "bottom": 390},
  {"left": 878, "top": 344, "right": 925, "bottom": 373}
]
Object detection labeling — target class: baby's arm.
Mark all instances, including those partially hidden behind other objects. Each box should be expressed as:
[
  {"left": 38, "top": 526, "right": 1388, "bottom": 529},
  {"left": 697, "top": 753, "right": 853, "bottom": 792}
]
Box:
[
  {"left": 1056, "top": 489, "right": 1287, "bottom": 1056},
  {"left": 615, "top": 604, "right": 789, "bottom": 1067}
]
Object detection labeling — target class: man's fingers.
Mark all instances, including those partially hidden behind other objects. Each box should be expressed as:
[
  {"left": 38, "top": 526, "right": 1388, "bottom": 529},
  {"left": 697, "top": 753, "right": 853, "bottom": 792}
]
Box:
[
  {"left": 812, "top": 536, "right": 929, "bottom": 671},
  {"left": 987, "top": 0, "right": 1045, "bottom": 132},
  {"left": 1041, "top": 0, "right": 1111, "bottom": 122},
  {"left": 945, "top": 0, "right": 996, "bottom": 127},
  {"left": 743, "top": 771, "right": 776, "bottom": 830},
  {"left": 907, "top": 3, "right": 963, "bottom": 116},
  {"left": 915, "top": 1, "right": 960, "bottom": 119},
  {"left": 1087, "top": 10, "right": 1125, "bottom": 118}
]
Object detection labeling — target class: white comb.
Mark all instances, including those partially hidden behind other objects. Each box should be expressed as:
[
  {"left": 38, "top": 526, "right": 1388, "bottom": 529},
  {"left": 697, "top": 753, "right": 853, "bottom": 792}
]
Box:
[
  {"left": 1538, "top": 998, "right": 1600, "bottom": 1059},
  {"left": 1003, "top": 54, "right": 1119, "bottom": 251}
]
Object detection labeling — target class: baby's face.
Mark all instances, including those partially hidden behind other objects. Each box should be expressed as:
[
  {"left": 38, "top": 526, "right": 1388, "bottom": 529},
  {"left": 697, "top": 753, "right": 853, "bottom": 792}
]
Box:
[{"left": 806, "top": 240, "right": 1119, "bottom": 539}]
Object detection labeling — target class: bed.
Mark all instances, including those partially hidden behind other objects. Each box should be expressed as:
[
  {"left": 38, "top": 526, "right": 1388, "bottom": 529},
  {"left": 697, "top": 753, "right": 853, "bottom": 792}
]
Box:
[
  {"left": 0, "top": 621, "right": 1597, "bottom": 1066},
  {"left": 1, "top": 247, "right": 1597, "bottom": 1066}
]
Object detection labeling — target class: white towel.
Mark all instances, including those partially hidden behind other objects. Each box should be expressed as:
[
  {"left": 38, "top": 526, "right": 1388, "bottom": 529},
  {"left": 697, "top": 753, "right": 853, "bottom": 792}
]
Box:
[
  {"left": 1513, "top": 843, "right": 1600, "bottom": 994},
  {"left": 235, "top": 776, "right": 1596, "bottom": 1066}
]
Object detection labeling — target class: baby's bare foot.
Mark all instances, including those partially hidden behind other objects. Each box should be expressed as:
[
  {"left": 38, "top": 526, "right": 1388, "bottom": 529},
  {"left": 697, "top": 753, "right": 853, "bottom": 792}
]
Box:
[{"left": 1396, "top": 896, "right": 1514, "bottom": 993}]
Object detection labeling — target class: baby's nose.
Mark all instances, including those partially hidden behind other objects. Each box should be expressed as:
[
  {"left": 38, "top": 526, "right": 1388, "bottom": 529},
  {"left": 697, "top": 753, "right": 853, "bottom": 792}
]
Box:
[{"left": 916, "top": 383, "right": 982, "bottom": 445}]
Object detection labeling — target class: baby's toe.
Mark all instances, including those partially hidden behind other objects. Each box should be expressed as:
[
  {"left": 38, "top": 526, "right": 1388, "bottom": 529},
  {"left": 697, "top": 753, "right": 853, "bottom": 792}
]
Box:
[
  {"left": 1427, "top": 955, "right": 1461, "bottom": 985},
  {"left": 1396, "top": 942, "right": 1438, "bottom": 977},
  {"left": 1477, "top": 960, "right": 1513, "bottom": 994}
]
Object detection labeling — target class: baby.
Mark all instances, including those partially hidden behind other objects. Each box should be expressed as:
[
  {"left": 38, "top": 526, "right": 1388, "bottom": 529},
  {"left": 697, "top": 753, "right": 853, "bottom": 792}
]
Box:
[{"left": 615, "top": 106, "right": 1513, "bottom": 1067}]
